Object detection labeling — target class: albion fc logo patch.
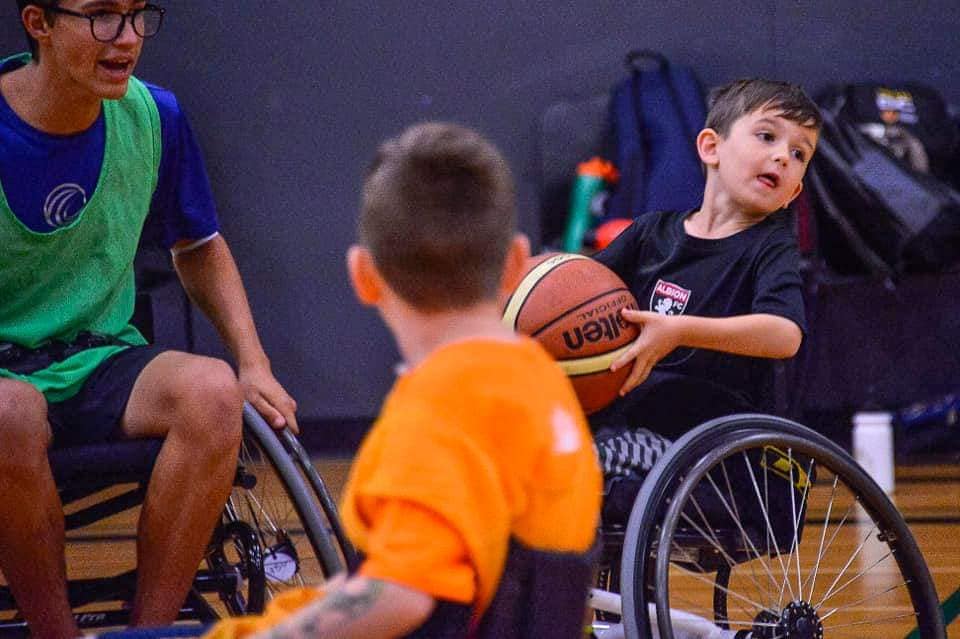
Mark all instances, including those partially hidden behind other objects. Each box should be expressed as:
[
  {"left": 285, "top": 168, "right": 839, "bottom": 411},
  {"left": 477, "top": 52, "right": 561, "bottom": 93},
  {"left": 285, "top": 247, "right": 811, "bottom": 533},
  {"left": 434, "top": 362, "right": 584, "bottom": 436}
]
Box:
[{"left": 650, "top": 279, "right": 690, "bottom": 315}]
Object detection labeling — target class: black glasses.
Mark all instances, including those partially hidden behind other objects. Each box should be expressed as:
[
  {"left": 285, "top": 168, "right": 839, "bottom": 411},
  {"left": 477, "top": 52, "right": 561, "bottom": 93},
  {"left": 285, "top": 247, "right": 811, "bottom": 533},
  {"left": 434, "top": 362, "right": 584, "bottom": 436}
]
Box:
[{"left": 47, "top": 4, "right": 165, "bottom": 43}]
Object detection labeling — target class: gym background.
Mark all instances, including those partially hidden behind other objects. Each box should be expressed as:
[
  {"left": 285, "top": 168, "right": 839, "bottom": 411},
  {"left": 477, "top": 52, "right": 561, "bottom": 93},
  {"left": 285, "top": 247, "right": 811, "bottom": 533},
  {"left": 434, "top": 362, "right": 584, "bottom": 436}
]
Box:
[{"left": 2, "top": 2, "right": 958, "bottom": 449}]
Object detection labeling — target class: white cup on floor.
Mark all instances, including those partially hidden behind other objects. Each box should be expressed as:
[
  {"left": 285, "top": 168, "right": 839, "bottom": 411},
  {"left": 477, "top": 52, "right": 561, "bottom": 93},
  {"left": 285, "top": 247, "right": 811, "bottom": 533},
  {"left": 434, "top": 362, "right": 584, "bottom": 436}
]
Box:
[{"left": 852, "top": 411, "right": 895, "bottom": 494}]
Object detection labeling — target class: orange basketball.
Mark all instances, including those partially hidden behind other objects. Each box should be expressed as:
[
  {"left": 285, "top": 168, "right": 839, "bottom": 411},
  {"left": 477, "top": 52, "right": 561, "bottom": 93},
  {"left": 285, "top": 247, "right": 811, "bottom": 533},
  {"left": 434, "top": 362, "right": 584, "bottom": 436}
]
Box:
[{"left": 502, "top": 253, "right": 639, "bottom": 414}]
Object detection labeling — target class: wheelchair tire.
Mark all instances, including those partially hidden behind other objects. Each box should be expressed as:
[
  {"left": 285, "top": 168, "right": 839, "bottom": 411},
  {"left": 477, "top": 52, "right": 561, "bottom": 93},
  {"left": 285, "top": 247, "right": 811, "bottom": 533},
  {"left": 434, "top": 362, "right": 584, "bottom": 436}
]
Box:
[
  {"left": 205, "top": 404, "right": 354, "bottom": 615},
  {"left": 620, "top": 414, "right": 945, "bottom": 639}
]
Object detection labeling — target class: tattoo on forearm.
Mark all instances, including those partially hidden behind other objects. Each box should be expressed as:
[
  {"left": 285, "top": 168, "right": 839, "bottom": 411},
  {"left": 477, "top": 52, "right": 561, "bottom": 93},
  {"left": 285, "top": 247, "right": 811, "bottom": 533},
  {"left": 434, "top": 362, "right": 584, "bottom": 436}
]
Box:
[
  {"left": 324, "top": 579, "right": 385, "bottom": 621},
  {"left": 267, "top": 579, "right": 386, "bottom": 639}
]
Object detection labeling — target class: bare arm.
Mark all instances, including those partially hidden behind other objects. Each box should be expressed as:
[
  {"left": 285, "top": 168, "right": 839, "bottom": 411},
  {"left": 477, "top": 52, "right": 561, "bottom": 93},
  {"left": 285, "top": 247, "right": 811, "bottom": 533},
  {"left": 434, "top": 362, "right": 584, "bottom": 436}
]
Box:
[
  {"left": 611, "top": 310, "right": 803, "bottom": 394},
  {"left": 251, "top": 576, "right": 434, "bottom": 639},
  {"left": 172, "top": 235, "right": 298, "bottom": 431}
]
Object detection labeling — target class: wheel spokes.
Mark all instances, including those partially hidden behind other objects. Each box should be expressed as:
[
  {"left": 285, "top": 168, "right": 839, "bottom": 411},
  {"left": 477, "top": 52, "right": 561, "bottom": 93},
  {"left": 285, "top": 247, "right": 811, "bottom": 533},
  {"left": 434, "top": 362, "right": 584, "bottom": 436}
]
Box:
[{"left": 656, "top": 435, "right": 930, "bottom": 639}]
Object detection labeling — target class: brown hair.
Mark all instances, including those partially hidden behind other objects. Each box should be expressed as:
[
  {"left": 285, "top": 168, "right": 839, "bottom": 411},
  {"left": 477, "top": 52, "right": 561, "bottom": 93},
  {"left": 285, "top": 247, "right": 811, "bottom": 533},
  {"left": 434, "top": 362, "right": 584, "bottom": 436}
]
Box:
[
  {"left": 706, "top": 78, "right": 822, "bottom": 136},
  {"left": 359, "top": 122, "right": 516, "bottom": 312}
]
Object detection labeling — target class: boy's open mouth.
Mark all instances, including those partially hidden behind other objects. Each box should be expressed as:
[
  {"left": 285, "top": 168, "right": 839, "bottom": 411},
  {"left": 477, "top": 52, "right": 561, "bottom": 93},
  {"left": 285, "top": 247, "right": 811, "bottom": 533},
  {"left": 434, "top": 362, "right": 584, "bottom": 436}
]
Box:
[{"left": 758, "top": 173, "right": 780, "bottom": 189}]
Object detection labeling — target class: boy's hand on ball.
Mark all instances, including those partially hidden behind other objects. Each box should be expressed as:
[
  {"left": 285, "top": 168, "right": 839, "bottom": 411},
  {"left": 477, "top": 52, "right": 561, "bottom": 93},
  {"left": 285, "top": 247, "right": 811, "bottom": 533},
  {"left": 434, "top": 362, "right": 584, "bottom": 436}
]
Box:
[{"left": 610, "top": 310, "right": 680, "bottom": 395}]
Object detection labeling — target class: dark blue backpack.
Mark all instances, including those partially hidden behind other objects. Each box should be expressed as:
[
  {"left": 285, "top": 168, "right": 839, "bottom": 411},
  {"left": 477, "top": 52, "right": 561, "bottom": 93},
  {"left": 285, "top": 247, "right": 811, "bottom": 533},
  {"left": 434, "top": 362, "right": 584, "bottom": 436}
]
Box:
[{"left": 606, "top": 50, "right": 707, "bottom": 220}]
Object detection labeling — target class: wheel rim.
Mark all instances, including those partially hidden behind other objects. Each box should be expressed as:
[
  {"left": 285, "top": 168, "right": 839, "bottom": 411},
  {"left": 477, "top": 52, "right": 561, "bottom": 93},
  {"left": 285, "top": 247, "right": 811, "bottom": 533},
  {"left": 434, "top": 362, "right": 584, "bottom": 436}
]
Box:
[{"left": 653, "top": 431, "right": 942, "bottom": 639}]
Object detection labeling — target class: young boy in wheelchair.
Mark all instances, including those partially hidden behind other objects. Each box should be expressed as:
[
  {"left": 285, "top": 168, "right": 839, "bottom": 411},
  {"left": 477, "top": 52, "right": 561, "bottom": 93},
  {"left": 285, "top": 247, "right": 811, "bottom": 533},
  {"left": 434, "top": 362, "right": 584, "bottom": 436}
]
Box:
[
  {"left": 590, "top": 79, "right": 822, "bottom": 527},
  {"left": 204, "top": 122, "right": 602, "bottom": 638}
]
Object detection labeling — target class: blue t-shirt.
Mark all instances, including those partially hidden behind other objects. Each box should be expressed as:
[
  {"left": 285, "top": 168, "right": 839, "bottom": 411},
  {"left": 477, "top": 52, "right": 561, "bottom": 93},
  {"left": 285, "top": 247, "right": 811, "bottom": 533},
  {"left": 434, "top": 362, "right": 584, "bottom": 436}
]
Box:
[{"left": 0, "top": 56, "right": 218, "bottom": 249}]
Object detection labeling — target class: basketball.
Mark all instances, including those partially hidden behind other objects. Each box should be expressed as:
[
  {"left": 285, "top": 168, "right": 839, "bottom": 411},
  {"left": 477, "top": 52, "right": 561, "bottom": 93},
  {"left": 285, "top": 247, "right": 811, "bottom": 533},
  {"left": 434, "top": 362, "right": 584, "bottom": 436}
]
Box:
[{"left": 502, "top": 253, "right": 639, "bottom": 414}]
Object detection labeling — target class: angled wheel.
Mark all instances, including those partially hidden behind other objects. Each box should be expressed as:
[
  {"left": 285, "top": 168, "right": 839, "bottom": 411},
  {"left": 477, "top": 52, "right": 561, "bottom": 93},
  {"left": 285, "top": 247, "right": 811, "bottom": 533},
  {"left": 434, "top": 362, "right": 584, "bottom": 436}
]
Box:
[
  {"left": 621, "top": 414, "right": 944, "bottom": 639},
  {"left": 205, "top": 404, "right": 357, "bottom": 615}
]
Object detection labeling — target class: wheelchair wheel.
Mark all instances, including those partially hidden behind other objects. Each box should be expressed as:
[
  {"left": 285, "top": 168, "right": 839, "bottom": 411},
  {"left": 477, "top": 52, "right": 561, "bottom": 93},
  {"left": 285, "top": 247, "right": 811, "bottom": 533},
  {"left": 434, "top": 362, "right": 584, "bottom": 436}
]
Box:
[
  {"left": 621, "top": 414, "right": 945, "bottom": 639},
  {"left": 205, "top": 404, "right": 357, "bottom": 615}
]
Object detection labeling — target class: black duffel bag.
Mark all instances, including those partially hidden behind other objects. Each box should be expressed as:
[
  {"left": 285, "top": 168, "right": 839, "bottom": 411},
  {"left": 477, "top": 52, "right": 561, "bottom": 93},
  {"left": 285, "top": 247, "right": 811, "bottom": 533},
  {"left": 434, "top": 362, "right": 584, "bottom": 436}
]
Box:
[{"left": 806, "top": 86, "right": 960, "bottom": 275}]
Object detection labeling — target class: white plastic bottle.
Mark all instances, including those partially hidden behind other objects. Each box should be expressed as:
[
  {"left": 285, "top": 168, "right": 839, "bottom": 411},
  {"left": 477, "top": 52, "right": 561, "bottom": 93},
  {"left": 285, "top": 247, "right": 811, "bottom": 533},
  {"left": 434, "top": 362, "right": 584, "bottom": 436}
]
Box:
[{"left": 852, "top": 410, "right": 896, "bottom": 493}]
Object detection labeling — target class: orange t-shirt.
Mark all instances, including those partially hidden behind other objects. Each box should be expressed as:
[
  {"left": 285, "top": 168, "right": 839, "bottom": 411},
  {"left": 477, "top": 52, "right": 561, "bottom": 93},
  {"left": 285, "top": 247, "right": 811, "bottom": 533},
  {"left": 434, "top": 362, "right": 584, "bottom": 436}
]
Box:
[
  {"left": 205, "top": 337, "right": 600, "bottom": 638},
  {"left": 342, "top": 337, "right": 601, "bottom": 614}
]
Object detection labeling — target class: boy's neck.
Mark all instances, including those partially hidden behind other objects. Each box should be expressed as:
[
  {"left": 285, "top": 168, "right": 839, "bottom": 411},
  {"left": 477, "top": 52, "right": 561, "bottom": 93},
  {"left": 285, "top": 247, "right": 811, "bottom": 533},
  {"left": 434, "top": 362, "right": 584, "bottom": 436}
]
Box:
[
  {"left": 1, "top": 62, "right": 103, "bottom": 134},
  {"left": 385, "top": 300, "right": 517, "bottom": 370},
  {"left": 685, "top": 181, "right": 770, "bottom": 239}
]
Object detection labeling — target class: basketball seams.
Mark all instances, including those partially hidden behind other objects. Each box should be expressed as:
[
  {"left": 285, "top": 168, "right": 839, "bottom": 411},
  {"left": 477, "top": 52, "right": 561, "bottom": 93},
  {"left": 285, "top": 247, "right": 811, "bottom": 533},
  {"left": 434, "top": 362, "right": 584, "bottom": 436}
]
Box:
[
  {"left": 559, "top": 342, "right": 635, "bottom": 376},
  {"left": 528, "top": 287, "right": 634, "bottom": 338},
  {"left": 501, "top": 253, "right": 589, "bottom": 329}
]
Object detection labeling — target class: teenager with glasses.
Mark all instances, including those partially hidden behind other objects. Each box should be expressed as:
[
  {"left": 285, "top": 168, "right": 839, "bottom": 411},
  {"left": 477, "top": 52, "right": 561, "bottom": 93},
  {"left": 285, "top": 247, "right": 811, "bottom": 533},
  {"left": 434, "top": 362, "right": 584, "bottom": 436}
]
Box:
[
  {"left": 0, "top": 2, "right": 298, "bottom": 637},
  {"left": 45, "top": 3, "right": 164, "bottom": 42}
]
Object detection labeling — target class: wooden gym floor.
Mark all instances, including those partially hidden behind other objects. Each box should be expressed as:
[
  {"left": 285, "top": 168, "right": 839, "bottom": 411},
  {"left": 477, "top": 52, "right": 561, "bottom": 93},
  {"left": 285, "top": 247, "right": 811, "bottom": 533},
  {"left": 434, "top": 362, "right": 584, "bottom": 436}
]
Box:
[{"left": 1, "top": 459, "right": 957, "bottom": 637}]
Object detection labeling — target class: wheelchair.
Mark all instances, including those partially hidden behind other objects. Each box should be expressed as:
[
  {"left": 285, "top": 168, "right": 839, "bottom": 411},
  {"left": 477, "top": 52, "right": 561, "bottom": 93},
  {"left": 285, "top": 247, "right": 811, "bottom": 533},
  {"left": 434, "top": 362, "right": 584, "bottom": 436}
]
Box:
[
  {"left": 588, "top": 413, "right": 946, "bottom": 639},
  {"left": 0, "top": 241, "right": 358, "bottom": 634},
  {"left": 0, "top": 402, "right": 358, "bottom": 635}
]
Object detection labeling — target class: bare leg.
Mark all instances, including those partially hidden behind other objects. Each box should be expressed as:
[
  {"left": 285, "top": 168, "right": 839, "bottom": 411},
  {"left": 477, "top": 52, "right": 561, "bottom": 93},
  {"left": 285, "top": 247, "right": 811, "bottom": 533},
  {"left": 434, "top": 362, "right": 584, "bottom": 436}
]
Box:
[
  {"left": 121, "top": 352, "right": 243, "bottom": 626},
  {"left": 0, "top": 379, "right": 78, "bottom": 639}
]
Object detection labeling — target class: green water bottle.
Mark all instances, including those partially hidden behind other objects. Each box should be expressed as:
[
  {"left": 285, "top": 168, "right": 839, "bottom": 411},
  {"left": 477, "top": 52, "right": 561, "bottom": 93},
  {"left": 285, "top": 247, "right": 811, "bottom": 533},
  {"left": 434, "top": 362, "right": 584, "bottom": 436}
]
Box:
[{"left": 562, "top": 157, "right": 619, "bottom": 253}]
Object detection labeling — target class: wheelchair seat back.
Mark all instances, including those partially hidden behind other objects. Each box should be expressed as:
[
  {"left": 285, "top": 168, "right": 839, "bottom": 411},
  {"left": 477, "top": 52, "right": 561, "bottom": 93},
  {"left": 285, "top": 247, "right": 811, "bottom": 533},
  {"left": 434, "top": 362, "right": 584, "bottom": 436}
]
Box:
[{"left": 406, "top": 537, "right": 597, "bottom": 638}]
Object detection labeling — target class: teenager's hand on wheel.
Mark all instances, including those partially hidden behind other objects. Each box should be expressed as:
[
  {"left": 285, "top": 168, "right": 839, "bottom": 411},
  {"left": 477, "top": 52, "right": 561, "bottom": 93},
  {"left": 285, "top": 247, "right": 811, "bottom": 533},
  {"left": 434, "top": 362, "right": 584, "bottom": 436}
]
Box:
[
  {"left": 239, "top": 365, "right": 299, "bottom": 433},
  {"left": 609, "top": 310, "right": 680, "bottom": 396}
]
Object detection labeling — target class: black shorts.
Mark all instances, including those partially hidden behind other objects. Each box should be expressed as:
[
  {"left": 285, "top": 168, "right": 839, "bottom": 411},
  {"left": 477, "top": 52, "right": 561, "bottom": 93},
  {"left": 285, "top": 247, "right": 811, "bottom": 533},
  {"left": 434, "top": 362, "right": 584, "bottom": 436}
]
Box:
[{"left": 48, "top": 345, "right": 166, "bottom": 449}]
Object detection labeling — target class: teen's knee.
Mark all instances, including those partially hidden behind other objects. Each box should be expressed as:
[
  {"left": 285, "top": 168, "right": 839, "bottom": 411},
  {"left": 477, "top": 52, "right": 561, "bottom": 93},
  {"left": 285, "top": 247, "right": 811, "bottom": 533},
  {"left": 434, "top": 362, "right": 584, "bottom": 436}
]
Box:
[
  {"left": 166, "top": 358, "right": 243, "bottom": 447},
  {"left": 0, "top": 380, "right": 51, "bottom": 461}
]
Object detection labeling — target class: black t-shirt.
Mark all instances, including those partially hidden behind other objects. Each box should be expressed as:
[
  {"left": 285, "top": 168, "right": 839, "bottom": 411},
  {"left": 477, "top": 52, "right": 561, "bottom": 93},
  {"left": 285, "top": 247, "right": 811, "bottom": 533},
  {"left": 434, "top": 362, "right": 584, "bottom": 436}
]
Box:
[{"left": 591, "top": 209, "right": 805, "bottom": 438}]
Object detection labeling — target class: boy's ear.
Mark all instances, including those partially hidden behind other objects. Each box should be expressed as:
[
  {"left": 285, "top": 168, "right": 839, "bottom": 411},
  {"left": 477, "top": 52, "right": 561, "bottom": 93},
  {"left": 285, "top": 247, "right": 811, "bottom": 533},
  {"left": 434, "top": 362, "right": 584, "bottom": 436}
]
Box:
[
  {"left": 696, "top": 128, "right": 721, "bottom": 166},
  {"left": 784, "top": 180, "right": 804, "bottom": 208},
  {"left": 346, "top": 245, "right": 384, "bottom": 306},
  {"left": 499, "top": 233, "right": 531, "bottom": 296}
]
